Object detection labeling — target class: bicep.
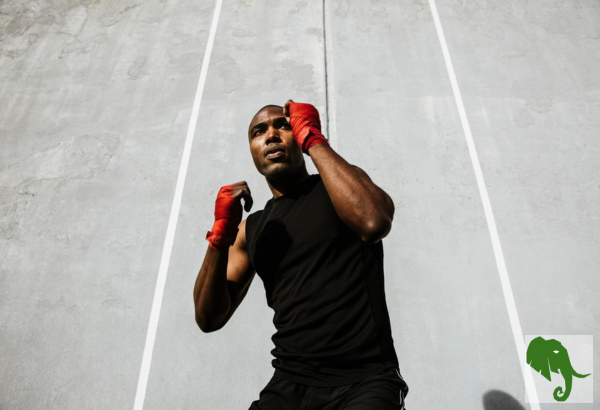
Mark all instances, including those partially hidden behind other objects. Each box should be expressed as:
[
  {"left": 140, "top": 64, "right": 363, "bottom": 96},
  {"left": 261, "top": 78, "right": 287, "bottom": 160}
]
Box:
[{"left": 223, "top": 219, "right": 256, "bottom": 323}]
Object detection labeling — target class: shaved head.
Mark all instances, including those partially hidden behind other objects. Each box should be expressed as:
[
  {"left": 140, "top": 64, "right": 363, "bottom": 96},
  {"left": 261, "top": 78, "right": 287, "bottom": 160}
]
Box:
[
  {"left": 248, "top": 105, "right": 285, "bottom": 136},
  {"left": 254, "top": 104, "right": 283, "bottom": 117}
]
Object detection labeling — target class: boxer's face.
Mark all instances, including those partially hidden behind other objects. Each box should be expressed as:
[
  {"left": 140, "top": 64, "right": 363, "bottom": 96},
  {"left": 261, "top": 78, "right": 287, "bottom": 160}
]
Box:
[{"left": 248, "top": 106, "right": 304, "bottom": 179}]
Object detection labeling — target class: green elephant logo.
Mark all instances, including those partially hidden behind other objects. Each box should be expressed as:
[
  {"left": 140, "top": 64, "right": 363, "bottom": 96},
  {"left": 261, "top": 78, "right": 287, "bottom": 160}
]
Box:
[{"left": 526, "top": 336, "right": 591, "bottom": 402}]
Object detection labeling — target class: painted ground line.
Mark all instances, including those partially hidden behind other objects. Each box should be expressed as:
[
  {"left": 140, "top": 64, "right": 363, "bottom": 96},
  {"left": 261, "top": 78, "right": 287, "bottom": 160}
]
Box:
[
  {"left": 132, "top": 0, "right": 224, "bottom": 409},
  {"left": 426, "top": 0, "right": 541, "bottom": 407},
  {"left": 322, "top": 0, "right": 337, "bottom": 151}
]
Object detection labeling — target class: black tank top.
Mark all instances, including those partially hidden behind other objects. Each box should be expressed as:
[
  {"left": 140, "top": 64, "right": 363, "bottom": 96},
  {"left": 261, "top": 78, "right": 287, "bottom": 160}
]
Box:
[{"left": 245, "top": 174, "right": 399, "bottom": 387}]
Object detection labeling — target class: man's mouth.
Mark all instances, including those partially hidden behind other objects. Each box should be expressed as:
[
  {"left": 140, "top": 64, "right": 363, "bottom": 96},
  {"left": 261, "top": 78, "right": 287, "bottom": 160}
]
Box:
[{"left": 265, "top": 146, "right": 285, "bottom": 159}]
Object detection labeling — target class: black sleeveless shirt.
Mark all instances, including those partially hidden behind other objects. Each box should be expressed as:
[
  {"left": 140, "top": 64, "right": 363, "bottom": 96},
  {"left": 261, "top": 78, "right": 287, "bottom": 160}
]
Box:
[{"left": 245, "top": 174, "right": 399, "bottom": 387}]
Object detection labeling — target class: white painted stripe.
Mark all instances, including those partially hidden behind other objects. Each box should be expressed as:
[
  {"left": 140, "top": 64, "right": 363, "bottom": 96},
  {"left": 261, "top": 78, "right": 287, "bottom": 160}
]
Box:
[
  {"left": 426, "top": 0, "right": 541, "bottom": 407},
  {"left": 322, "top": 0, "right": 338, "bottom": 151},
  {"left": 132, "top": 0, "right": 224, "bottom": 409}
]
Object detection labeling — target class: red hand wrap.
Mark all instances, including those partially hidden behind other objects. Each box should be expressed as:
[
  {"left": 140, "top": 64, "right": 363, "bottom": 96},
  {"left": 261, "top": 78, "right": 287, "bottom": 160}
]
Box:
[
  {"left": 206, "top": 185, "right": 242, "bottom": 251},
  {"left": 288, "top": 102, "right": 329, "bottom": 154}
]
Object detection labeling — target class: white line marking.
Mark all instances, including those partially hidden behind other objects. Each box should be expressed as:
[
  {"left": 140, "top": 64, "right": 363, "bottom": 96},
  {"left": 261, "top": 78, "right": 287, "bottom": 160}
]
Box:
[
  {"left": 322, "top": 0, "right": 337, "bottom": 151},
  {"left": 426, "top": 0, "right": 541, "bottom": 407},
  {"left": 132, "top": 0, "right": 224, "bottom": 408}
]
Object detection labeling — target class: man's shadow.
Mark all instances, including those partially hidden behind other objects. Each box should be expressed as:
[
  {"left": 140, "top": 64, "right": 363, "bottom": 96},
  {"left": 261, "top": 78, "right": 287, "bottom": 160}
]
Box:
[{"left": 483, "top": 390, "right": 526, "bottom": 410}]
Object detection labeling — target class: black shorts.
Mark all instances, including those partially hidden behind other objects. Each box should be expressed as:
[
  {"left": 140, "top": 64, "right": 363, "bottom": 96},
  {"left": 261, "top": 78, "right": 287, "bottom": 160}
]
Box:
[{"left": 249, "top": 367, "right": 409, "bottom": 410}]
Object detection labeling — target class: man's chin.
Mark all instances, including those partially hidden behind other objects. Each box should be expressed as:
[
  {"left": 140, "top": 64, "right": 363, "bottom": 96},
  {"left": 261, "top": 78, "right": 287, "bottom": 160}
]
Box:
[{"left": 262, "top": 163, "right": 297, "bottom": 180}]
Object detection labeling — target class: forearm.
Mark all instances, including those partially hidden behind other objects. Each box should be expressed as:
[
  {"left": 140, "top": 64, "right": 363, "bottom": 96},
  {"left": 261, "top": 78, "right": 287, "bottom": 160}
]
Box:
[
  {"left": 193, "top": 246, "right": 231, "bottom": 332},
  {"left": 308, "top": 144, "right": 394, "bottom": 242}
]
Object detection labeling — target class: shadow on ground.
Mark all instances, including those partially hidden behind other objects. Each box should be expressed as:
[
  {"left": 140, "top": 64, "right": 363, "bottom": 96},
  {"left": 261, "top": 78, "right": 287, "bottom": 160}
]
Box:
[{"left": 483, "top": 390, "right": 526, "bottom": 410}]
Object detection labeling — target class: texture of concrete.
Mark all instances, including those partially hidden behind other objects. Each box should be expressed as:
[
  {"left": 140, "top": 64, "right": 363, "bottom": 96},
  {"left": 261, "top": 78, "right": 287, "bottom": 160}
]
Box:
[
  {"left": 1, "top": 0, "right": 598, "bottom": 409},
  {"left": 0, "top": 0, "right": 215, "bottom": 408}
]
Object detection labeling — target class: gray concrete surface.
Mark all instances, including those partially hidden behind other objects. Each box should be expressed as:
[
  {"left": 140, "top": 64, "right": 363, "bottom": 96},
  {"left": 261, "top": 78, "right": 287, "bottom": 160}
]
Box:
[{"left": 1, "top": 0, "right": 598, "bottom": 409}]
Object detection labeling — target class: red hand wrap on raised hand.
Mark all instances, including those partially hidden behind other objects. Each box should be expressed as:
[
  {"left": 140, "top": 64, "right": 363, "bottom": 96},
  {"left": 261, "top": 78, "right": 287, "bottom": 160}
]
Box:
[
  {"left": 206, "top": 185, "right": 243, "bottom": 251},
  {"left": 288, "top": 102, "right": 329, "bottom": 154}
]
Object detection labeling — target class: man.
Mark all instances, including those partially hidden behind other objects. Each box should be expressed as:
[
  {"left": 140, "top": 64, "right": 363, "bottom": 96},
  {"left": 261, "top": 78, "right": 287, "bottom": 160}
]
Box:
[{"left": 193, "top": 100, "right": 409, "bottom": 409}]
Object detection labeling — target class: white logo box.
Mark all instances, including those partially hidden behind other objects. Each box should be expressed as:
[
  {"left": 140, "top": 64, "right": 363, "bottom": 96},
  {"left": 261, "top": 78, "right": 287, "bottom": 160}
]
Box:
[{"left": 525, "top": 335, "right": 593, "bottom": 404}]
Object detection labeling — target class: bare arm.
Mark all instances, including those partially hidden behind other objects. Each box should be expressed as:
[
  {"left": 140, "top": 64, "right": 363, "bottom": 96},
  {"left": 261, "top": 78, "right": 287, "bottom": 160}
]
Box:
[
  {"left": 194, "top": 219, "right": 256, "bottom": 333},
  {"left": 282, "top": 100, "right": 394, "bottom": 244},
  {"left": 306, "top": 144, "right": 395, "bottom": 244}
]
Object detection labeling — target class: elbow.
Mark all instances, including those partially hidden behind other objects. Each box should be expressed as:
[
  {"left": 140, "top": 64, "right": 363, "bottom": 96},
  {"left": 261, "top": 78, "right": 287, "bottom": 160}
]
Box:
[
  {"left": 195, "top": 312, "right": 210, "bottom": 333},
  {"left": 198, "top": 325, "right": 219, "bottom": 334},
  {"left": 360, "top": 218, "right": 392, "bottom": 244},
  {"left": 196, "top": 316, "right": 221, "bottom": 333},
  {"left": 195, "top": 315, "right": 209, "bottom": 333},
  {"left": 193, "top": 289, "right": 230, "bottom": 333},
  {"left": 360, "top": 196, "right": 395, "bottom": 244},
  {"left": 195, "top": 309, "right": 224, "bottom": 333}
]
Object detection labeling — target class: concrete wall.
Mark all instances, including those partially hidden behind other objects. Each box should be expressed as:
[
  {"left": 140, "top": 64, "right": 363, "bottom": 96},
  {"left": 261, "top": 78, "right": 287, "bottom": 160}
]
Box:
[{"left": 1, "top": 0, "right": 598, "bottom": 408}]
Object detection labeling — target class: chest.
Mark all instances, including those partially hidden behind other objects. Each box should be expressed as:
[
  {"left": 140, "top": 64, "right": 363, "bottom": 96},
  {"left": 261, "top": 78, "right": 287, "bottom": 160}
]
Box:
[{"left": 249, "top": 183, "right": 357, "bottom": 281}]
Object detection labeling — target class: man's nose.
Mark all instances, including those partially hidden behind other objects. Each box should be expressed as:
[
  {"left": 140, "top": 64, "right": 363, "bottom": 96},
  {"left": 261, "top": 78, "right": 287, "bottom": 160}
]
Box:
[{"left": 265, "top": 126, "right": 281, "bottom": 141}]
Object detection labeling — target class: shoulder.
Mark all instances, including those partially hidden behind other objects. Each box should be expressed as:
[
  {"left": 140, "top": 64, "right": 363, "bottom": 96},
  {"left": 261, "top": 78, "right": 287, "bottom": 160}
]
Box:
[
  {"left": 246, "top": 209, "right": 264, "bottom": 222},
  {"left": 233, "top": 218, "right": 248, "bottom": 250},
  {"left": 237, "top": 215, "right": 257, "bottom": 251},
  {"left": 244, "top": 209, "right": 264, "bottom": 243}
]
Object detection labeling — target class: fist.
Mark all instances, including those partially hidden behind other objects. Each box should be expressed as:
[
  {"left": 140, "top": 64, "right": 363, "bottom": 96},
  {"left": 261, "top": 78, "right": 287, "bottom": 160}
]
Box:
[
  {"left": 283, "top": 100, "right": 329, "bottom": 154},
  {"left": 206, "top": 181, "right": 253, "bottom": 251}
]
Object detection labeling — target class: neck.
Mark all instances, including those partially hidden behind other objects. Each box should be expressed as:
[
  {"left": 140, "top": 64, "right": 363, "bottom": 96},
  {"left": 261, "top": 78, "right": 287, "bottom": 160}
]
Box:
[{"left": 266, "top": 167, "right": 310, "bottom": 199}]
